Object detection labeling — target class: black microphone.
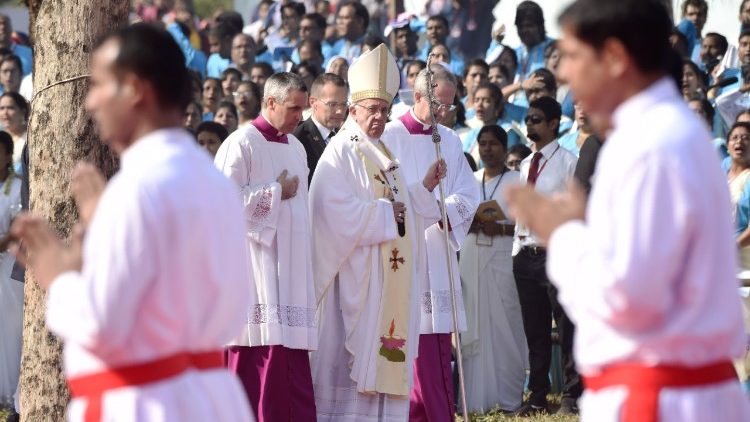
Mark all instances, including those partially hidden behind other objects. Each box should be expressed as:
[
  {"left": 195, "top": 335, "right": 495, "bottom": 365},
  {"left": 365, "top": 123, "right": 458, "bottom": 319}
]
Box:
[{"left": 708, "top": 76, "right": 738, "bottom": 91}]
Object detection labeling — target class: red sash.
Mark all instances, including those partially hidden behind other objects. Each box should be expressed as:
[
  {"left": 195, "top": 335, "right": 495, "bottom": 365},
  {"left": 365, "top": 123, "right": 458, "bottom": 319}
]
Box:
[
  {"left": 583, "top": 360, "right": 737, "bottom": 422},
  {"left": 68, "top": 350, "right": 223, "bottom": 422}
]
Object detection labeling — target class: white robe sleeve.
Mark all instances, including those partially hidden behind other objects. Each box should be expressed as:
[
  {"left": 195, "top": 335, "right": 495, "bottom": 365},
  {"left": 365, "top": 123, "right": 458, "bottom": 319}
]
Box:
[
  {"left": 215, "top": 134, "right": 283, "bottom": 247},
  {"left": 547, "top": 153, "right": 693, "bottom": 332},
  {"left": 440, "top": 141, "right": 481, "bottom": 248},
  {"left": 408, "top": 181, "right": 442, "bottom": 226},
  {"left": 46, "top": 182, "right": 158, "bottom": 353},
  {"left": 310, "top": 144, "right": 399, "bottom": 300}
]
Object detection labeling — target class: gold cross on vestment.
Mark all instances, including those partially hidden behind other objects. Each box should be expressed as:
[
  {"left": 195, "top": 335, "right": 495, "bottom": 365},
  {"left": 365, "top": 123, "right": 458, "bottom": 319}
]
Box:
[{"left": 390, "top": 248, "right": 405, "bottom": 271}]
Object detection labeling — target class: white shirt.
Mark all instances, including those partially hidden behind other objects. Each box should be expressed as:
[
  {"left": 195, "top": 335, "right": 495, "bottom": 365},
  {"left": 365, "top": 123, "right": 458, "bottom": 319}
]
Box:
[
  {"left": 547, "top": 77, "right": 747, "bottom": 374},
  {"left": 311, "top": 115, "right": 333, "bottom": 144},
  {"left": 514, "top": 140, "right": 577, "bottom": 250},
  {"left": 46, "top": 129, "right": 252, "bottom": 421}
]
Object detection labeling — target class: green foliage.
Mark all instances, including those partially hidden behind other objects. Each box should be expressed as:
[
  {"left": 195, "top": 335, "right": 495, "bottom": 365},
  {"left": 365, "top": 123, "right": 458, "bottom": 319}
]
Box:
[{"left": 194, "top": 0, "right": 233, "bottom": 20}]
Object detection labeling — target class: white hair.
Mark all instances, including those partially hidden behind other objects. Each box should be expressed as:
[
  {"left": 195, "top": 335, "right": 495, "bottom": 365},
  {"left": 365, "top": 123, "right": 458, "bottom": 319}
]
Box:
[
  {"left": 262, "top": 72, "right": 308, "bottom": 108},
  {"left": 413, "top": 64, "right": 457, "bottom": 97}
]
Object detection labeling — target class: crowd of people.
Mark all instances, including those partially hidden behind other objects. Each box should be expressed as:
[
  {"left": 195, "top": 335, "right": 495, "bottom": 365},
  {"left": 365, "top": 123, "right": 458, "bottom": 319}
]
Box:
[{"left": 2, "top": 0, "right": 750, "bottom": 421}]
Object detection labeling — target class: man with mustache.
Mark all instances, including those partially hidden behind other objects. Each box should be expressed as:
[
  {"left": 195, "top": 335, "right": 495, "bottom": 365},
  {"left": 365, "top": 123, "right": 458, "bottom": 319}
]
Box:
[{"left": 512, "top": 96, "right": 580, "bottom": 415}]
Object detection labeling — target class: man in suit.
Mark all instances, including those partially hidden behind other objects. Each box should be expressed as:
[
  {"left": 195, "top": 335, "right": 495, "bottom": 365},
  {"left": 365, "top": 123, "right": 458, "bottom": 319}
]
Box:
[{"left": 293, "top": 73, "right": 348, "bottom": 183}]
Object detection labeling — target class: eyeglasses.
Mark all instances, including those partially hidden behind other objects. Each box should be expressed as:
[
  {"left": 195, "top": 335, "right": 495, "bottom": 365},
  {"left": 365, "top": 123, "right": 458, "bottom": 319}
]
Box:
[
  {"left": 431, "top": 99, "right": 456, "bottom": 113},
  {"left": 730, "top": 134, "right": 750, "bottom": 142},
  {"left": 354, "top": 103, "right": 389, "bottom": 117},
  {"left": 524, "top": 115, "right": 545, "bottom": 125},
  {"left": 317, "top": 99, "right": 348, "bottom": 110}
]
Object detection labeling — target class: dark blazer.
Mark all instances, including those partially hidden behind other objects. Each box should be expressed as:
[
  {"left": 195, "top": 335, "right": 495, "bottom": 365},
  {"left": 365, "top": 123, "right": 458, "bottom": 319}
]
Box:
[{"left": 293, "top": 117, "right": 329, "bottom": 185}]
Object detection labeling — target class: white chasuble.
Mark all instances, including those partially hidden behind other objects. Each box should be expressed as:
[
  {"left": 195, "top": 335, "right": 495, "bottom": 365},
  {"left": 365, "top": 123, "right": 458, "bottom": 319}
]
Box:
[
  {"left": 215, "top": 123, "right": 317, "bottom": 350},
  {"left": 309, "top": 118, "right": 440, "bottom": 421}
]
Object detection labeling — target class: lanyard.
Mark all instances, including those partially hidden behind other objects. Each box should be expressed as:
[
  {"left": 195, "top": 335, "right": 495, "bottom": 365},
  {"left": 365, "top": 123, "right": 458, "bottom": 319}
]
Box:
[
  {"left": 482, "top": 169, "right": 505, "bottom": 201},
  {"left": 533, "top": 145, "right": 560, "bottom": 182}
]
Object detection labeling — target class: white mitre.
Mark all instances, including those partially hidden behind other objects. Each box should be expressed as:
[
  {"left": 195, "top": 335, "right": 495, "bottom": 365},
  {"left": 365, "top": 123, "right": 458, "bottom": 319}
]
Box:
[{"left": 348, "top": 43, "right": 400, "bottom": 104}]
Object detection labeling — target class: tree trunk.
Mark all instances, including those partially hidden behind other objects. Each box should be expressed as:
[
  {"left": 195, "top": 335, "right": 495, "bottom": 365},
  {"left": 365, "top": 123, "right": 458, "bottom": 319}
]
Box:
[{"left": 19, "top": 1, "right": 126, "bottom": 419}]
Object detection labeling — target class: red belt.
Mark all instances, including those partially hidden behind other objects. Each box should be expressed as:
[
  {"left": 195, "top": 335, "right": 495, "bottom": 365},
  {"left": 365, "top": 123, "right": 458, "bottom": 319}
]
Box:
[
  {"left": 583, "top": 360, "right": 737, "bottom": 422},
  {"left": 68, "top": 350, "right": 224, "bottom": 422}
]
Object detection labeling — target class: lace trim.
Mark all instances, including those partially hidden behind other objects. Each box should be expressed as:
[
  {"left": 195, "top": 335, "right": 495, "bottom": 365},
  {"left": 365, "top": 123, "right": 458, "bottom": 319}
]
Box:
[
  {"left": 248, "top": 185, "right": 274, "bottom": 232},
  {"left": 249, "top": 304, "right": 317, "bottom": 328},
  {"left": 421, "top": 290, "right": 464, "bottom": 314},
  {"left": 453, "top": 198, "right": 472, "bottom": 224}
]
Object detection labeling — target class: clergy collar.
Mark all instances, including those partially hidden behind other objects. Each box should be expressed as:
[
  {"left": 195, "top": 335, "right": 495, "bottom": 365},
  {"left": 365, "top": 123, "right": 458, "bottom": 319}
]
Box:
[
  {"left": 252, "top": 114, "right": 288, "bottom": 144},
  {"left": 612, "top": 77, "right": 677, "bottom": 133},
  {"left": 400, "top": 108, "right": 432, "bottom": 135}
]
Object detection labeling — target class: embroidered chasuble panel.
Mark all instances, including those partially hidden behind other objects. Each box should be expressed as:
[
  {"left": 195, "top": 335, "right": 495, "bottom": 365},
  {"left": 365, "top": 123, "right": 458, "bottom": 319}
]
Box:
[{"left": 353, "top": 134, "right": 415, "bottom": 395}]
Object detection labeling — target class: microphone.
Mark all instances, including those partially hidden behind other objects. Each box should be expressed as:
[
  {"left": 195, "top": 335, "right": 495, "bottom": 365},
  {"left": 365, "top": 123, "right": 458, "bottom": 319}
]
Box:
[{"left": 708, "top": 76, "right": 738, "bottom": 91}]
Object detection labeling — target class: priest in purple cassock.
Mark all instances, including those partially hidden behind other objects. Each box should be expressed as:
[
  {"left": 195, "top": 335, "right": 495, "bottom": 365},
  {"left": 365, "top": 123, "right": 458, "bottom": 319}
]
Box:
[{"left": 214, "top": 72, "right": 318, "bottom": 422}]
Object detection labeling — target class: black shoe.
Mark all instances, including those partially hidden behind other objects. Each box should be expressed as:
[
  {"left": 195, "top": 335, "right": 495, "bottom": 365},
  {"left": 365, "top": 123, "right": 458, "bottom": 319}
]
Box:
[
  {"left": 555, "top": 397, "right": 579, "bottom": 415},
  {"left": 8, "top": 412, "right": 20, "bottom": 422},
  {"left": 513, "top": 402, "right": 550, "bottom": 417}
]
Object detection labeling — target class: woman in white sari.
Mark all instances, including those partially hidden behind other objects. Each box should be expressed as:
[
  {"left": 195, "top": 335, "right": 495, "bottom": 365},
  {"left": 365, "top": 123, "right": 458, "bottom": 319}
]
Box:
[
  {"left": 0, "top": 130, "right": 23, "bottom": 407},
  {"left": 459, "top": 125, "right": 527, "bottom": 413}
]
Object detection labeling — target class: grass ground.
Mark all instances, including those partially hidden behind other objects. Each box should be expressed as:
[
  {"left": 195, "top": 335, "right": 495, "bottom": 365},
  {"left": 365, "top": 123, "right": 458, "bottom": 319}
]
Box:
[{"left": 1, "top": 399, "right": 580, "bottom": 422}]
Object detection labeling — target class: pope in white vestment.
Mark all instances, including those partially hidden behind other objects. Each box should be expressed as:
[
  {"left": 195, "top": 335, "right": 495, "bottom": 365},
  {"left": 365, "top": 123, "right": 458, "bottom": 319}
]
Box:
[
  {"left": 382, "top": 64, "right": 480, "bottom": 420},
  {"left": 309, "top": 44, "right": 445, "bottom": 421}
]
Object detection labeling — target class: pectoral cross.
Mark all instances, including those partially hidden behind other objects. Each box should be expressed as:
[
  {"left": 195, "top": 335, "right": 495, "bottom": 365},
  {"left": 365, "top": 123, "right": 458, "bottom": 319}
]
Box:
[{"left": 389, "top": 248, "right": 405, "bottom": 271}]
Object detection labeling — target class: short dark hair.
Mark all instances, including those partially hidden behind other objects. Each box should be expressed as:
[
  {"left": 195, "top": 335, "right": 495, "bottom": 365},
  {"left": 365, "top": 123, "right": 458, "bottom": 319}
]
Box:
[
  {"left": 0, "top": 92, "right": 28, "bottom": 121},
  {"left": 363, "top": 35, "right": 386, "bottom": 50},
  {"left": 704, "top": 32, "right": 728, "bottom": 57},
  {"left": 302, "top": 13, "right": 327, "bottom": 31},
  {"left": 682, "top": 0, "right": 708, "bottom": 16},
  {"left": 508, "top": 143, "right": 532, "bottom": 160},
  {"left": 515, "top": 1, "right": 545, "bottom": 27},
  {"left": 559, "top": 0, "right": 674, "bottom": 75},
  {"left": 0, "top": 130, "right": 12, "bottom": 157},
  {"left": 728, "top": 121, "right": 750, "bottom": 140},
  {"left": 428, "top": 42, "right": 451, "bottom": 61},
  {"left": 237, "top": 80, "right": 262, "bottom": 100},
  {"left": 340, "top": 1, "right": 370, "bottom": 30},
  {"left": 0, "top": 54, "right": 21, "bottom": 73},
  {"left": 196, "top": 121, "right": 229, "bottom": 142},
  {"left": 427, "top": 14, "right": 449, "bottom": 29},
  {"left": 474, "top": 82, "right": 503, "bottom": 108},
  {"left": 463, "top": 58, "right": 489, "bottom": 78},
  {"left": 215, "top": 11, "right": 244, "bottom": 33},
  {"left": 529, "top": 96, "right": 562, "bottom": 132},
  {"left": 281, "top": 2, "right": 306, "bottom": 18},
  {"left": 489, "top": 61, "right": 513, "bottom": 82},
  {"left": 210, "top": 21, "right": 241, "bottom": 41},
  {"left": 310, "top": 73, "right": 347, "bottom": 97},
  {"left": 406, "top": 60, "right": 427, "bottom": 74},
  {"left": 477, "top": 124, "right": 508, "bottom": 150},
  {"left": 215, "top": 100, "right": 238, "bottom": 119},
  {"left": 683, "top": 59, "right": 707, "bottom": 88},
  {"left": 251, "top": 61, "right": 274, "bottom": 77},
  {"left": 100, "top": 23, "right": 191, "bottom": 110},
  {"left": 221, "top": 67, "right": 242, "bottom": 81},
  {"left": 293, "top": 61, "right": 321, "bottom": 79},
  {"left": 530, "top": 67, "right": 557, "bottom": 93}
]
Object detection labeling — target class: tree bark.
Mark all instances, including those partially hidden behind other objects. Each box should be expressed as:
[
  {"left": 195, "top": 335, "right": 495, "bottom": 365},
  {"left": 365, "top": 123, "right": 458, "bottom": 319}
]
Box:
[{"left": 19, "top": 1, "right": 126, "bottom": 419}]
